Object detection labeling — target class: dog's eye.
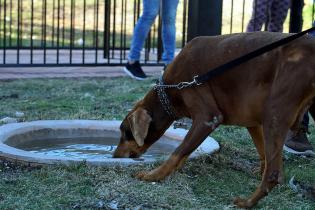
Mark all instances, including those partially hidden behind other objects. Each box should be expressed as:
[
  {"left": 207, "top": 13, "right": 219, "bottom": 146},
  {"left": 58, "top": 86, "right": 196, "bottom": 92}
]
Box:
[{"left": 125, "top": 130, "right": 133, "bottom": 140}]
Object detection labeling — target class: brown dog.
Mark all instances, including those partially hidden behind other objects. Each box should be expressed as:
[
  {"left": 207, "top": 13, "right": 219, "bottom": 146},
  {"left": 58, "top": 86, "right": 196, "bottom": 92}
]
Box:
[{"left": 113, "top": 31, "right": 315, "bottom": 208}]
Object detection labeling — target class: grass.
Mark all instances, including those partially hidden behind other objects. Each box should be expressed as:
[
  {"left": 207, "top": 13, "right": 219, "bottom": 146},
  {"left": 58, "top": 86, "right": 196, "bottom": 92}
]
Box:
[{"left": 0, "top": 77, "right": 315, "bottom": 209}]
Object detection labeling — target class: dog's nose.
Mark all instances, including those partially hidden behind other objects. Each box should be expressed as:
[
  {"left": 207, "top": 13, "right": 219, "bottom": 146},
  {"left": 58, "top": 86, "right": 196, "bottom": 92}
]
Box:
[{"left": 112, "top": 148, "right": 131, "bottom": 158}]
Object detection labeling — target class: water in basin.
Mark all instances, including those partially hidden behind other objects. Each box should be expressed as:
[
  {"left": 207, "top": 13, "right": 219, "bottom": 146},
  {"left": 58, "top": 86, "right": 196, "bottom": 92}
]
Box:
[{"left": 15, "top": 136, "right": 178, "bottom": 159}]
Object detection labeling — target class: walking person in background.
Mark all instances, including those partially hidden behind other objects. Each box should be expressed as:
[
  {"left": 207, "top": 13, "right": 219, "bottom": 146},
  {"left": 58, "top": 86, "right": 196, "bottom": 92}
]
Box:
[
  {"left": 246, "top": 0, "right": 290, "bottom": 32},
  {"left": 124, "top": 0, "right": 179, "bottom": 80}
]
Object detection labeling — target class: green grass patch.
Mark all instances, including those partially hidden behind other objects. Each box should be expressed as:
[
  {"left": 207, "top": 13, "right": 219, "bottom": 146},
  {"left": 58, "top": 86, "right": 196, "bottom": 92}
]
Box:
[{"left": 0, "top": 77, "right": 314, "bottom": 209}]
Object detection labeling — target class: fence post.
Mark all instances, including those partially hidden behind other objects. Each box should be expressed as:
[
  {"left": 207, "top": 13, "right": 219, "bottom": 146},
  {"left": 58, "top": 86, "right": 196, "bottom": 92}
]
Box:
[
  {"left": 289, "top": 0, "right": 304, "bottom": 33},
  {"left": 103, "top": 0, "right": 111, "bottom": 58},
  {"left": 187, "top": 0, "right": 222, "bottom": 42}
]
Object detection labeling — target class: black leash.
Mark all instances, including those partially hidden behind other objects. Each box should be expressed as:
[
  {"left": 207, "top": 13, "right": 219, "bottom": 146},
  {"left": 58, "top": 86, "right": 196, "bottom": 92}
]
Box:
[
  {"left": 195, "top": 27, "right": 315, "bottom": 84},
  {"left": 156, "top": 27, "right": 315, "bottom": 90},
  {"left": 154, "top": 27, "right": 315, "bottom": 119}
]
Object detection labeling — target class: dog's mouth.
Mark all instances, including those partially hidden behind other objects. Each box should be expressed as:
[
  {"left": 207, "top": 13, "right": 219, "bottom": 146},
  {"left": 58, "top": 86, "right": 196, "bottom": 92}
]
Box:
[
  {"left": 112, "top": 150, "right": 141, "bottom": 158},
  {"left": 112, "top": 139, "right": 149, "bottom": 158},
  {"left": 112, "top": 146, "right": 143, "bottom": 158},
  {"left": 129, "top": 151, "right": 141, "bottom": 158}
]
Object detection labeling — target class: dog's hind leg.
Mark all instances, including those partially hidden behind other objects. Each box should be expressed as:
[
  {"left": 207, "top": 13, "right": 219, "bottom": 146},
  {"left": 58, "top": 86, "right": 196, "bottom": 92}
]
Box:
[
  {"left": 135, "top": 112, "right": 223, "bottom": 182},
  {"left": 247, "top": 126, "right": 265, "bottom": 175},
  {"left": 235, "top": 105, "right": 296, "bottom": 208}
]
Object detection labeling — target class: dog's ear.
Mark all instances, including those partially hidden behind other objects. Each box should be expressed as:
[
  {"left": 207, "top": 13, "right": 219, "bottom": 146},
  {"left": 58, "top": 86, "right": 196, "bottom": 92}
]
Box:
[{"left": 128, "top": 107, "right": 152, "bottom": 147}]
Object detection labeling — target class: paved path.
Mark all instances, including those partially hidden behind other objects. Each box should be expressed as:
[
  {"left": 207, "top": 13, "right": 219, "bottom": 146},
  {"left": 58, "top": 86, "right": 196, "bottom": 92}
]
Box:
[{"left": 0, "top": 66, "right": 163, "bottom": 80}]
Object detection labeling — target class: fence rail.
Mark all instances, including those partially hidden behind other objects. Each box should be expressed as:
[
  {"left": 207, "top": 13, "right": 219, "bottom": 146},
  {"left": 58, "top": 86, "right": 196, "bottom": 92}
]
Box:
[{"left": 0, "top": 0, "right": 314, "bottom": 67}]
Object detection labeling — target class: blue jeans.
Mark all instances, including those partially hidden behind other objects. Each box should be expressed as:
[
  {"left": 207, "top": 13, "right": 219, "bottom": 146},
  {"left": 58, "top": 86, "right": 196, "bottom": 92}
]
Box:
[{"left": 128, "top": 0, "right": 179, "bottom": 64}]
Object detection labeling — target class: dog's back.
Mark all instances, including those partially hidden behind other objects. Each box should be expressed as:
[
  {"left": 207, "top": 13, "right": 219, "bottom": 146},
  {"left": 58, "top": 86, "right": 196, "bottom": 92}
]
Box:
[{"left": 166, "top": 32, "right": 315, "bottom": 127}]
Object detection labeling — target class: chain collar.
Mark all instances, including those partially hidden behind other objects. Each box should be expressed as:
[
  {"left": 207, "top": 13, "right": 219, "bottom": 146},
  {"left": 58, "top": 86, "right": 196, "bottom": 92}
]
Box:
[
  {"left": 153, "top": 77, "right": 178, "bottom": 119},
  {"left": 153, "top": 76, "right": 202, "bottom": 119}
]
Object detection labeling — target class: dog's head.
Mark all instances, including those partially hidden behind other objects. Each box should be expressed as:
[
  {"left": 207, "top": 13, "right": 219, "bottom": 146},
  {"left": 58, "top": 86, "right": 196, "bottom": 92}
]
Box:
[
  {"left": 113, "top": 94, "right": 174, "bottom": 158},
  {"left": 113, "top": 107, "right": 152, "bottom": 158}
]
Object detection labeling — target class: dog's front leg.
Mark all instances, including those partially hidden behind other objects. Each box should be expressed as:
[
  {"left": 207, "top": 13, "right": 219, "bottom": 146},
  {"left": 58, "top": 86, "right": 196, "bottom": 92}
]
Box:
[
  {"left": 247, "top": 126, "right": 265, "bottom": 175},
  {"left": 136, "top": 115, "right": 222, "bottom": 181}
]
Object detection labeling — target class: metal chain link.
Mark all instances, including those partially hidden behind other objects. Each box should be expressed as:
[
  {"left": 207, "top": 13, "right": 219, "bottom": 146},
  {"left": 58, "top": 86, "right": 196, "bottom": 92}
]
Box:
[
  {"left": 153, "top": 76, "right": 202, "bottom": 119},
  {"left": 154, "top": 77, "right": 177, "bottom": 119},
  {"left": 154, "top": 75, "right": 201, "bottom": 90}
]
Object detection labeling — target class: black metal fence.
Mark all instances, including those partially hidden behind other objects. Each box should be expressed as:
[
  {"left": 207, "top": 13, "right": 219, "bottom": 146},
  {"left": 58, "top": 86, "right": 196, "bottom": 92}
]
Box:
[{"left": 0, "top": 0, "right": 313, "bottom": 67}]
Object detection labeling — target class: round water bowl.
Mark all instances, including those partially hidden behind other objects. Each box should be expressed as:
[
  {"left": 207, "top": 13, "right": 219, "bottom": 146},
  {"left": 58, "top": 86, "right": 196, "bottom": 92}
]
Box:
[{"left": 0, "top": 120, "right": 219, "bottom": 166}]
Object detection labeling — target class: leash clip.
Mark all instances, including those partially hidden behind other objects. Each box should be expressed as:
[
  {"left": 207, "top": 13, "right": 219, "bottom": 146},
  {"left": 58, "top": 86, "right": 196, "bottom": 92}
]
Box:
[
  {"left": 176, "top": 75, "right": 202, "bottom": 89},
  {"left": 193, "top": 75, "right": 202, "bottom": 86}
]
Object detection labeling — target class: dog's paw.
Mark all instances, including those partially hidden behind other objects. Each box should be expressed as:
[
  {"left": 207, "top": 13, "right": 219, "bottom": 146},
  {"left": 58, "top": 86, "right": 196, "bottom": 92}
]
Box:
[
  {"left": 134, "top": 170, "right": 164, "bottom": 182},
  {"left": 134, "top": 171, "right": 156, "bottom": 181},
  {"left": 134, "top": 171, "right": 148, "bottom": 179},
  {"left": 233, "top": 197, "right": 254, "bottom": 209}
]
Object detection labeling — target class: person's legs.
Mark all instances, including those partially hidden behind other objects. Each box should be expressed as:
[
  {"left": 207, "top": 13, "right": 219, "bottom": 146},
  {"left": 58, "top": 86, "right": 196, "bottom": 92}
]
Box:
[
  {"left": 161, "top": 0, "right": 179, "bottom": 65},
  {"left": 267, "top": 0, "right": 290, "bottom": 32},
  {"left": 125, "top": 0, "right": 159, "bottom": 80},
  {"left": 128, "top": 0, "right": 160, "bottom": 62},
  {"left": 246, "top": 0, "right": 271, "bottom": 32}
]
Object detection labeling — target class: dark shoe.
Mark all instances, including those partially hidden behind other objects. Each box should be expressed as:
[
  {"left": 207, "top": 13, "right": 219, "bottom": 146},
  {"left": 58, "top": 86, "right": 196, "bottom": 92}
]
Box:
[
  {"left": 123, "top": 61, "right": 147, "bottom": 80},
  {"left": 284, "top": 126, "right": 315, "bottom": 156}
]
